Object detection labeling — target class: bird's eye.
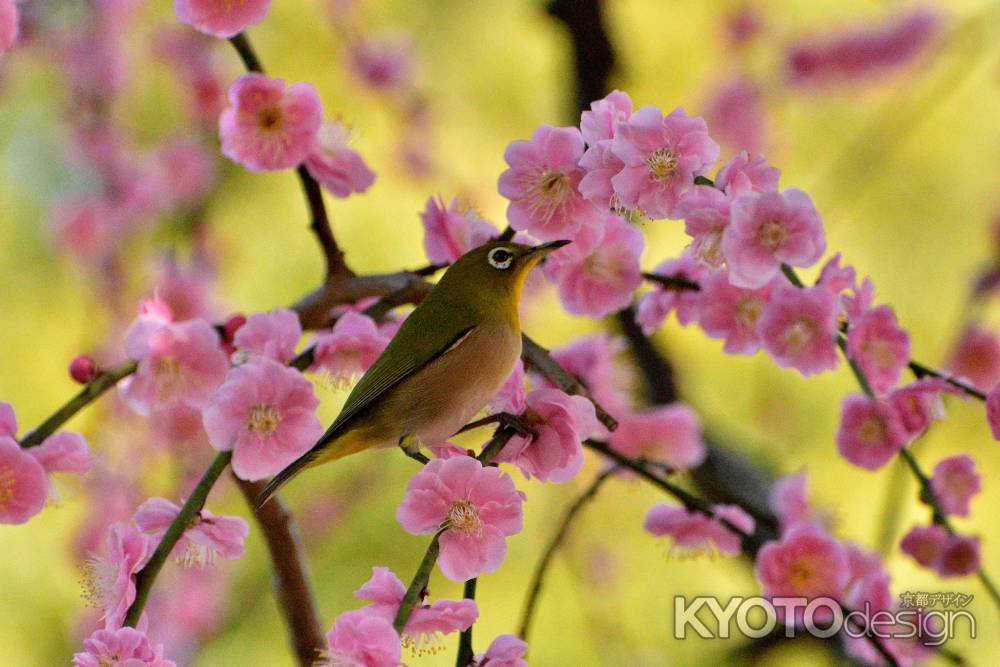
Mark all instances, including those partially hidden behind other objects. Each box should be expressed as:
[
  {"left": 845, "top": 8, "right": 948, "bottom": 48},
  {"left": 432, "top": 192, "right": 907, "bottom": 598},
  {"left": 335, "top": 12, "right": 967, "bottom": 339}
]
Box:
[{"left": 487, "top": 248, "right": 514, "bottom": 270}]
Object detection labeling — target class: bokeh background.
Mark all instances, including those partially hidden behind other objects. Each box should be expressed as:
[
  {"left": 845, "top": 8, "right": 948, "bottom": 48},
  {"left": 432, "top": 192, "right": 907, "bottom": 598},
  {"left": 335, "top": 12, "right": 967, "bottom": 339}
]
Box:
[{"left": 1, "top": 0, "right": 999, "bottom": 665}]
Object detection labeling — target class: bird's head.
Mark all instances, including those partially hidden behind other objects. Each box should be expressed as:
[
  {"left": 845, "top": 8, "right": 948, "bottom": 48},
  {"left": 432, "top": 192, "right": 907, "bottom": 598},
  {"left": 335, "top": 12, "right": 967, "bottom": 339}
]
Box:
[{"left": 434, "top": 239, "right": 571, "bottom": 316}]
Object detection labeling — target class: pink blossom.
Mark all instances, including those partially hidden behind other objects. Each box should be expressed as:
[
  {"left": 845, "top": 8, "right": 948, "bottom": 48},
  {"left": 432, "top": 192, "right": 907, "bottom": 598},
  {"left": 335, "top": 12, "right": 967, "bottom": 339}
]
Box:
[
  {"left": 153, "top": 259, "right": 216, "bottom": 322},
  {"left": 175, "top": 0, "right": 271, "bottom": 39},
  {"left": 496, "top": 388, "right": 599, "bottom": 483},
  {"left": 696, "top": 269, "right": 774, "bottom": 354},
  {"left": 202, "top": 359, "right": 324, "bottom": 481},
  {"left": 305, "top": 123, "right": 377, "bottom": 198},
  {"left": 474, "top": 634, "right": 528, "bottom": 667},
  {"left": 758, "top": 285, "right": 840, "bottom": 376},
  {"left": 836, "top": 394, "right": 908, "bottom": 471},
  {"left": 842, "top": 544, "right": 893, "bottom": 613},
  {"left": 73, "top": 626, "right": 176, "bottom": 667},
  {"left": 937, "top": 535, "right": 980, "bottom": 578},
  {"left": 82, "top": 522, "right": 151, "bottom": 629},
  {"left": 636, "top": 252, "right": 707, "bottom": 334},
  {"left": 888, "top": 378, "right": 954, "bottom": 441},
  {"left": 310, "top": 311, "right": 389, "bottom": 388},
  {"left": 396, "top": 456, "right": 524, "bottom": 582},
  {"left": 609, "top": 403, "right": 705, "bottom": 470},
  {"left": 787, "top": 8, "right": 941, "bottom": 87},
  {"left": 816, "top": 253, "right": 857, "bottom": 295},
  {"left": 489, "top": 361, "right": 526, "bottom": 415},
  {"left": 580, "top": 90, "right": 633, "bottom": 145},
  {"left": 0, "top": 401, "right": 15, "bottom": 437},
  {"left": 842, "top": 277, "right": 875, "bottom": 324},
  {"left": 715, "top": 151, "right": 780, "bottom": 198},
  {"left": 578, "top": 139, "right": 625, "bottom": 211},
  {"left": 0, "top": 438, "right": 48, "bottom": 524},
  {"left": 675, "top": 185, "right": 730, "bottom": 267},
  {"left": 722, "top": 189, "right": 826, "bottom": 288},
  {"left": 28, "top": 431, "right": 94, "bottom": 475},
  {"left": 219, "top": 73, "right": 323, "bottom": 172},
  {"left": 544, "top": 213, "right": 644, "bottom": 318},
  {"left": 900, "top": 524, "right": 948, "bottom": 569},
  {"left": 354, "top": 567, "right": 477, "bottom": 648},
  {"left": 233, "top": 308, "right": 302, "bottom": 364},
  {"left": 420, "top": 195, "right": 498, "bottom": 265},
  {"left": 322, "top": 610, "right": 401, "bottom": 667},
  {"left": 769, "top": 473, "right": 811, "bottom": 532},
  {"left": 70, "top": 355, "right": 98, "bottom": 384},
  {"left": 347, "top": 33, "right": 415, "bottom": 94},
  {"left": 548, "top": 335, "right": 633, "bottom": 414},
  {"left": 135, "top": 497, "right": 249, "bottom": 566},
  {"left": 703, "top": 77, "right": 767, "bottom": 156},
  {"left": 498, "top": 125, "right": 603, "bottom": 242},
  {"left": 930, "top": 455, "right": 980, "bottom": 518},
  {"left": 846, "top": 306, "right": 911, "bottom": 397},
  {"left": 610, "top": 106, "right": 719, "bottom": 219},
  {"left": 945, "top": 326, "right": 1000, "bottom": 393},
  {"left": 120, "top": 315, "right": 229, "bottom": 416},
  {"left": 755, "top": 523, "right": 848, "bottom": 622},
  {"left": 644, "top": 503, "right": 753, "bottom": 556},
  {"left": 0, "top": 0, "right": 18, "bottom": 58}
]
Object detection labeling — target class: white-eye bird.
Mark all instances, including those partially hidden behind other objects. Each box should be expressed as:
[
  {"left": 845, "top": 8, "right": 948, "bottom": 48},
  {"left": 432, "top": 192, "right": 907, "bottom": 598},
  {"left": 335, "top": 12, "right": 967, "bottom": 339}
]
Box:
[{"left": 255, "top": 239, "right": 570, "bottom": 508}]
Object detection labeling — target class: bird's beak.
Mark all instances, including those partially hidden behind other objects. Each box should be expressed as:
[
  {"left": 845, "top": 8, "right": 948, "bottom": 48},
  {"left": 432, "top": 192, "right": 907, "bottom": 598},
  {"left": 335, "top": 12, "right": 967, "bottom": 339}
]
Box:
[{"left": 528, "top": 239, "right": 571, "bottom": 257}]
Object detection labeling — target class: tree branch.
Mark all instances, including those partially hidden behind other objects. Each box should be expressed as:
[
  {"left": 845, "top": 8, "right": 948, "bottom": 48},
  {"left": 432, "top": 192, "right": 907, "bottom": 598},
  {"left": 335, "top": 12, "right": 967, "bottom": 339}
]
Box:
[{"left": 455, "top": 577, "right": 477, "bottom": 666}]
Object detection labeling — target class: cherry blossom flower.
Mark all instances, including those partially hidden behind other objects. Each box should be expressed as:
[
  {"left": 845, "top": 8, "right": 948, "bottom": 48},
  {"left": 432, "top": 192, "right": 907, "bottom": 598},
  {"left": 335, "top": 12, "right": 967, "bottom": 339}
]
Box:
[
  {"left": 134, "top": 497, "right": 249, "bottom": 566},
  {"left": 578, "top": 90, "right": 633, "bottom": 210},
  {"left": 703, "top": 76, "right": 767, "bottom": 156},
  {"left": 175, "top": 0, "right": 271, "bottom": 38},
  {"left": 0, "top": 438, "right": 48, "bottom": 524},
  {"left": 310, "top": 312, "right": 390, "bottom": 389},
  {"left": 232, "top": 308, "right": 302, "bottom": 364},
  {"left": 420, "top": 195, "right": 498, "bottom": 265},
  {"left": 548, "top": 335, "right": 633, "bottom": 415},
  {"left": 219, "top": 73, "right": 323, "bottom": 172},
  {"left": 498, "top": 125, "right": 603, "bottom": 242},
  {"left": 930, "top": 455, "right": 980, "bottom": 518},
  {"left": 29, "top": 431, "right": 94, "bottom": 475},
  {"left": 675, "top": 185, "right": 731, "bottom": 267},
  {"left": 496, "top": 388, "right": 599, "bottom": 483},
  {"left": 354, "top": 566, "right": 477, "bottom": 651},
  {"left": 721, "top": 189, "right": 825, "bottom": 288},
  {"left": 610, "top": 106, "right": 719, "bottom": 219},
  {"left": 346, "top": 33, "right": 416, "bottom": 94},
  {"left": 73, "top": 626, "right": 176, "bottom": 667},
  {"left": 787, "top": 8, "right": 941, "bottom": 87},
  {"left": 937, "top": 535, "right": 980, "bottom": 578},
  {"left": 474, "top": 634, "right": 528, "bottom": 667},
  {"left": 987, "top": 382, "right": 1000, "bottom": 441},
  {"left": 636, "top": 252, "right": 708, "bottom": 334},
  {"left": 396, "top": 456, "right": 524, "bottom": 582},
  {"left": 888, "top": 378, "right": 954, "bottom": 442},
  {"left": 305, "top": 123, "right": 377, "bottom": 198},
  {"left": 543, "top": 213, "right": 644, "bottom": 318},
  {"left": 945, "top": 326, "right": 1000, "bottom": 393},
  {"left": 696, "top": 269, "right": 774, "bottom": 354},
  {"left": 758, "top": 284, "right": 839, "bottom": 376},
  {"left": 202, "top": 359, "right": 324, "bottom": 481},
  {"left": 900, "top": 525, "right": 948, "bottom": 569},
  {"left": 846, "top": 305, "right": 911, "bottom": 397},
  {"left": 0, "top": 0, "right": 17, "bottom": 58},
  {"left": 836, "top": 394, "right": 908, "bottom": 471},
  {"left": 580, "top": 90, "right": 633, "bottom": 145},
  {"left": 609, "top": 403, "right": 706, "bottom": 470},
  {"left": 714, "top": 151, "right": 780, "bottom": 198},
  {"left": 816, "top": 253, "right": 857, "bottom": 295},
  {"left": 644, "top": 503, "right": 753, "bottom": 556},
  {"left": 81, "top": 522, "right": 151, "bottom": 629},
  {"left": 153, "top": 258, "right": 216, "bottom": 322},
  {"left": 755, "top": 523, "right": 848, "bottom": 623},
  {"left": 120, "top": 312, "right": 229, "bottom": 416},
  {"left": 322, "top": 610, "right": 401, "bottom": 667}
]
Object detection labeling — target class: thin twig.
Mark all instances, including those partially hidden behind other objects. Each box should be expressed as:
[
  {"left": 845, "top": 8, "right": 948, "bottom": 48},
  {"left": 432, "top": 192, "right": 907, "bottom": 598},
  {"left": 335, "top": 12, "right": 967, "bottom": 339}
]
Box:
[
  {"left": 455, "top": 578, "right": 477, "bottom": 667},
  {"left": 124, "top": 451, "right": 232, "bottom": 627},
  {"left": 641, "top": 272, "right": 701, "bottom": 291},
  {"left": 518, "top": 466, "right": 617, "bottom": 641},
  {"left": 19, "top": 360, "right": 137, "bottom": 448}
]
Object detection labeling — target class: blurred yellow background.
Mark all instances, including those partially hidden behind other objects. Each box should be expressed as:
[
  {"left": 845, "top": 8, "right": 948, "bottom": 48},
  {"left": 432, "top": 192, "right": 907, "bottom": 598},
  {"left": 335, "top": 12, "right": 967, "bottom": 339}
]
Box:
[{"left": 1, "top": 0, "right": 999, "bottom": 665}]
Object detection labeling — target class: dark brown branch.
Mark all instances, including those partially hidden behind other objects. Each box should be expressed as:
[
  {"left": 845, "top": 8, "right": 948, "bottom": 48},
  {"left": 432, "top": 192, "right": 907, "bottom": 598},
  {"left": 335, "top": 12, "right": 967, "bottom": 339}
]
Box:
[
  {"left": 291, "top": 273, "right": 431, "bottom": 330},
  {"left": 237, "top": 478, "right": 326, "bottom": 666},
  {"left": 455, "top": 577, "right": 477, "bottom": 666},
  {"left": 547, "top": 0, "right": 616, "bottom": 117}
]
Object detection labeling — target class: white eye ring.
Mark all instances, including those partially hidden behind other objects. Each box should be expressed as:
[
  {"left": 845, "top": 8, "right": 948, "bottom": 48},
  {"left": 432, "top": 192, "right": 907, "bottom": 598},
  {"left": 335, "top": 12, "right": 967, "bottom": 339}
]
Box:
[{"left": 488, "top": 247, "right": 514, "bottom": 270}]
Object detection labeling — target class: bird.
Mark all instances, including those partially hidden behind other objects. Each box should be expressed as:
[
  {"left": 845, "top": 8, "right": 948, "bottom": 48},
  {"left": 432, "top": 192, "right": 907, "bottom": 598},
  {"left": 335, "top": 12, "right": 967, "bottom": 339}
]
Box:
[{"left": 254, "top": 239, "right": 570, "bottom": 508}]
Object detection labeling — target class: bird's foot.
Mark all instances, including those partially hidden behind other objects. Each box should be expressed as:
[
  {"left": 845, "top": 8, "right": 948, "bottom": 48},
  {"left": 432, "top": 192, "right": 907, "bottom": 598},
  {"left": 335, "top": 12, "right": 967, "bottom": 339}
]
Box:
[
  {"left": 398, "top": 436, "right": 430, "bottom": 465},
  {"left": 494, "top": 412, "right": 538, "bottom": 440}
]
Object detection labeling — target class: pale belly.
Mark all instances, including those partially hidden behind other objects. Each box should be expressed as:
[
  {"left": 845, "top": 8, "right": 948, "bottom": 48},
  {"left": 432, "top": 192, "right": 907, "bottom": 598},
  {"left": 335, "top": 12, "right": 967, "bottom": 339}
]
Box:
[{"left": 360, "top": 320, "right": 522, "bottom": 448}]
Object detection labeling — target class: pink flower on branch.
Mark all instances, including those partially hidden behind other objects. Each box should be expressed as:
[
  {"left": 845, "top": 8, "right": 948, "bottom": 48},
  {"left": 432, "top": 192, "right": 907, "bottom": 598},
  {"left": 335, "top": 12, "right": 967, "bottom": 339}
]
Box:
[
  {"left": 945, "top": 326, "right": 1000, "bottom": 393},
  {"left": 636, "top": 252, "right": 707, "bottom": 334},
  {"left": 846, "top": 305, "right": 911, "bottom": 397},
  {"left": 81, "top": 523, "right": 152, "bottom": 630},
  {"left": 888, "top": 378, "right": 954, "bottom": 442},
  {"left": 714, "top": 151, "right": 780, "bottom": 198},
  {"left": 73, "top": 626, "right": 176, "bottom": 667},
  {"left": 930, "top": 455, "right": 980, "bottom": 518},
  {"left": 676, "top": 185, "right": 731, "bottom": 268},
  {"left": 420, "top": 195, "right": 498, "bottom": 265},
  {"left": 310, "top": 311, "right": 390, "bottom": 389},
  {"left": 721, "top": 189, "right": 825, "bottom": 289},
  {"left": 175, "top": 0, "right": 271, "bottom": 39},
  {"left": 0, "top": 438, "right": 48, "bottom": 524},
  {"left": 609, "top": 403, "right": 706, "bottom": 470},
  {"left": 220, "top": 73, "right": 323, "bottom": 172},
  {"left": 901, "top": 525, "right": 982, "bottom": 578},
  {"left": 396, "top": 456, "right": 524, "bottom": 582},
  {"left": 610, "top": 106, "right": 719, "bottom": 219},
  {"left": 232, "top": 308, "right": 303, "bottom": 364},
  {"left": 900, "top": 525, "right": 948, "bottom": 569},
  {"left": 758, "top": 284, "right": 839, "bottom": 376},
  {"left": 322, "top": 610, "right": 401, "bottom": 667},
  {"left": 836, "top": 394, "right": 908, "bottom": 471},
  {"left": 696, "top": 269, "right": 774, "bottom": 355},
  {"left": 134, "top": 497, "right": 249, "bottom": 566},
  {"left": 644, "top": 503, "right": 753, "bottom": 556},
  {"left": 304, "top": 123, "right": 377, "bottom": 198},
  {"left": 474, "top": 634, "right": 528, "bottom": 667},
  {"left": 202, "top": 359, "right": 323, "bottom": 481},
  {"left": 580, "top": 90, "right": 633, "bottom": 146},
  {"left": 498, "top": 125, "right": 603, "bottom": 242}
]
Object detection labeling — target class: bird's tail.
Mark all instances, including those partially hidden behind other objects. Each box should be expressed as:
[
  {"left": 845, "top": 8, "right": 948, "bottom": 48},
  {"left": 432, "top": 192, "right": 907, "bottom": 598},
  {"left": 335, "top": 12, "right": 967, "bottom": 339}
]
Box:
[{"left": 253, "top": 429, "right": 372, "bottom": 510}]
